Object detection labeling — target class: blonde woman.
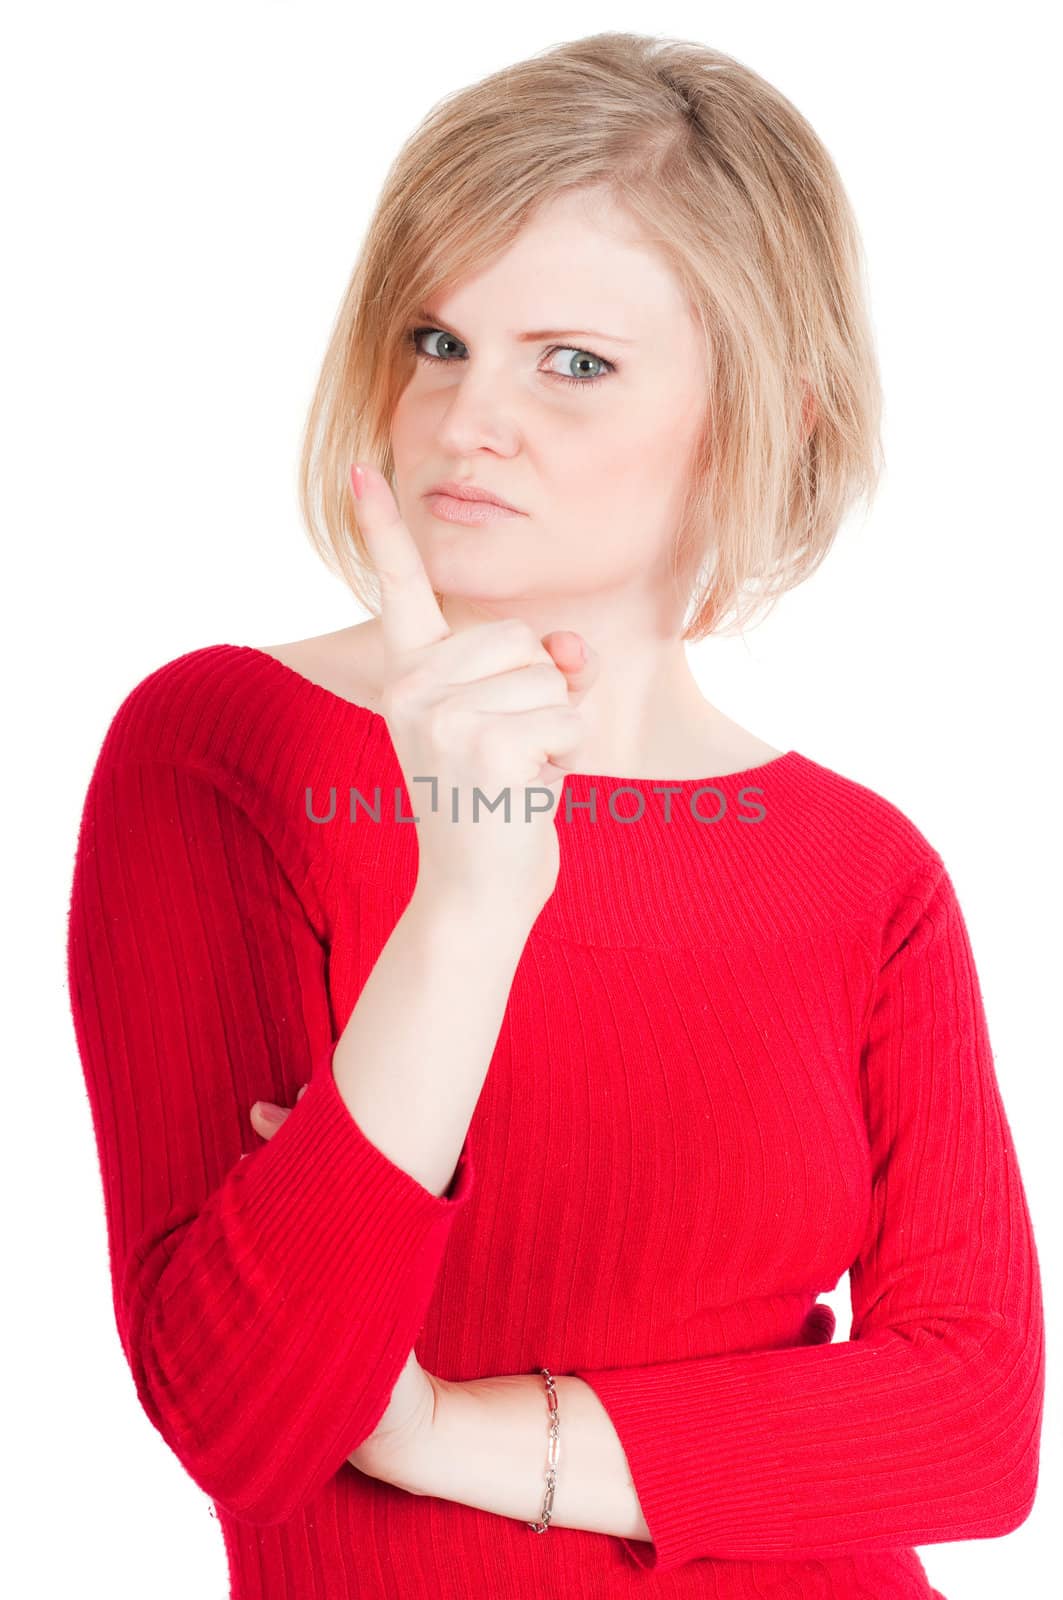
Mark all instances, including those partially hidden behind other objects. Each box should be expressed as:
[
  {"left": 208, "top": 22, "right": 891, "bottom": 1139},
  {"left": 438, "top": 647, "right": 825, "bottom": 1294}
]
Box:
[{"left": 66, "top": 31, "right": 1044, "bottom": 1599}]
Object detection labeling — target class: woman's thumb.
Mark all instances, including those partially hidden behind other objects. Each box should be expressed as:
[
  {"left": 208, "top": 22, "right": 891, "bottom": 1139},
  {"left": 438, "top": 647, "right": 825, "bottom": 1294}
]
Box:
[{"left": 543, "top": 630, "right": 598, "bottom": 705}]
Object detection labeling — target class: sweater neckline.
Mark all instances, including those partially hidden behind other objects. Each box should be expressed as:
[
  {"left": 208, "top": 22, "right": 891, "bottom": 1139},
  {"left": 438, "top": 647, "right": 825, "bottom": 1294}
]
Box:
[
  {"left": 221, "top": 642, "right": 814, "bottom": 947},
  {"left": 227, "top": 642, "right": 799, "bottom": 793}
]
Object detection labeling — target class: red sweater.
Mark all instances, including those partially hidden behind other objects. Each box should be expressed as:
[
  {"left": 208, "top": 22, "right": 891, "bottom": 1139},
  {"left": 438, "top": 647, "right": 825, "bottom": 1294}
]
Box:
[{"left": 66, "top": 643, "right": 1044, "bottom": 1598}]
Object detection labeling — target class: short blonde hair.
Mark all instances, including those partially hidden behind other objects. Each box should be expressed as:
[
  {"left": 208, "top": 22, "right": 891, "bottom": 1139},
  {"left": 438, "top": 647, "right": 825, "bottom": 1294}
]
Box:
[{"left": 298, "top": 31, "right": 883, "bottom": 640}]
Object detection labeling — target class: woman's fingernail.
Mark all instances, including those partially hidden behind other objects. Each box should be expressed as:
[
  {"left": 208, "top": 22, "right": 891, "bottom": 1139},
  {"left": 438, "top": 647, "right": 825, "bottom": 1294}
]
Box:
[
  {"left": 255, "top": 1102, "right": 286, "bottom": 1125},
  {"left": 350, "top": 464, "right": 365, "bottom": 500}
]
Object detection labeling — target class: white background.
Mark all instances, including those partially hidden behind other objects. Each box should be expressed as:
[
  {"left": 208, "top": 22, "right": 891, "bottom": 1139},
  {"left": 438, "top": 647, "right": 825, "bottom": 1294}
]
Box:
[{"left": 5, "top": 2, "right": 1059, "bottom": 1594}]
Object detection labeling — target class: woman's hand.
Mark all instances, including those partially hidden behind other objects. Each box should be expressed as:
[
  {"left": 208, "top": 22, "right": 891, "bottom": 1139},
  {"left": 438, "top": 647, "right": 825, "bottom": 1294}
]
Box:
[
  {"left": 350, "top": 460, "right": 599, "bottom": 917},
  {"left": 249, "top": 1089, "right": 441, "bottom": 1489}
]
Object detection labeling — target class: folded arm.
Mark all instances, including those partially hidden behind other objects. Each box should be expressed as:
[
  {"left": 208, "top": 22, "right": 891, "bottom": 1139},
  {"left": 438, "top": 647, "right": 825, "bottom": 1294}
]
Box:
[{"left": 371, "top": 859, "right": 1045, "bottom": 1574}]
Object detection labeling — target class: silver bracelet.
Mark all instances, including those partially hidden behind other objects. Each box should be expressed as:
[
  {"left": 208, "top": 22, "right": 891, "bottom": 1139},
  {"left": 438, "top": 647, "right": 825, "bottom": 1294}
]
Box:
[{"left": 527, "top": 1367, "right": 560, "bottom": 1533}]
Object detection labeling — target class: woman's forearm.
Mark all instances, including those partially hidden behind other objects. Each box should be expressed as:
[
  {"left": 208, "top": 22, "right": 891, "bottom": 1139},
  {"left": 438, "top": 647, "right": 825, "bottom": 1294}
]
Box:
[
  {"left": 332, "top": 881, "right": 537, "bottom": 1198},
  {"left": 407, "top": 1372, "right": 652, "bottom": 1543}
]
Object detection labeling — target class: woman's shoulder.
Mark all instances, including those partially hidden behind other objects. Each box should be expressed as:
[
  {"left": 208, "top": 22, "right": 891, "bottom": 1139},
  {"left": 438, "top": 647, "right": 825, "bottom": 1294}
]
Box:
[
  {"left": 90, "top": 641, "right": 277, "bottom": 771},
  {"left": 786, "top": 750, "right": 946, "bottom": 921},
  {"left": 91, "top": 625, "right": 382, "bottom": 769},
  {"left": 81, "top": 636, "right": 382, "bottom": 938}
]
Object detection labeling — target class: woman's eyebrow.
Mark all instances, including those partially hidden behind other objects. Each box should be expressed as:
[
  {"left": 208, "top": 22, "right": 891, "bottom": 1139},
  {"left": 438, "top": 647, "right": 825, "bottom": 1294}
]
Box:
[{"left": 414, "top": 308, "right": 635, "bottom": 345}]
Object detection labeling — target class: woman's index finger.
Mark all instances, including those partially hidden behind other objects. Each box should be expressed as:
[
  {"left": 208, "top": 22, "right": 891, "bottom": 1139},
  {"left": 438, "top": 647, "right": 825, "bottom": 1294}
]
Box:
[{"left": 354, "top": 464, "right": 450, "bottom": 656}]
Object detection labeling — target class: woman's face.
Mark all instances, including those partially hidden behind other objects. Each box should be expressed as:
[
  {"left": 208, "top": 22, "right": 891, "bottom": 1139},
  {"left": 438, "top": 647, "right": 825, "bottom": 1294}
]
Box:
[{"left": 389, "top": 186, "right": 709, "bottom": 624}]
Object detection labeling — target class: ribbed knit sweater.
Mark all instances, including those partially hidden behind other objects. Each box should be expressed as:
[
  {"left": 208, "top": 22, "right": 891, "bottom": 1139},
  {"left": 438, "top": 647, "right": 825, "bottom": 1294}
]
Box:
[{"left": 65, "top": 643, "right": 1045, "bottom": 1599}]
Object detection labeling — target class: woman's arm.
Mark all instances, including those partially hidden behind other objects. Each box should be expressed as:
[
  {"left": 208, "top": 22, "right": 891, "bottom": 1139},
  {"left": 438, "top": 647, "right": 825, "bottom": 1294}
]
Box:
[
  {"left": 401, "top": 1371, "right": 652, "bottom": 1542},
  {"left": 67, "top": 754, "right": 534, "bottom": 1526},
  {"left": 331, "top": 878, "right": 537, "bottom": 1200}
]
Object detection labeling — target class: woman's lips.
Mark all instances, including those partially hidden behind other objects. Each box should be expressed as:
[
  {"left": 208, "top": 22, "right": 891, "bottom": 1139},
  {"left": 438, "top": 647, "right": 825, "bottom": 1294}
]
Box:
[{"left": 425, "top": 493, "right": 524, "bottom": 525}]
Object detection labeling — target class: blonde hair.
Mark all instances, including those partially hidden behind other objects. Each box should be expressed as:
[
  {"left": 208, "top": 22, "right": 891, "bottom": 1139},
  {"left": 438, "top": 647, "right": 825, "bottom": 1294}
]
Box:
[{"left": 298, "top": 31, "right": 883, "bottom": 640}]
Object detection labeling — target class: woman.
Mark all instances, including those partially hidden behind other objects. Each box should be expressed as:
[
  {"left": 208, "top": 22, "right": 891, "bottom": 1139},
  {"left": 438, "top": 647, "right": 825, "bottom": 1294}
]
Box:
[{"left": 66, "top": 31, "right": 1044, "bottom": 1599}]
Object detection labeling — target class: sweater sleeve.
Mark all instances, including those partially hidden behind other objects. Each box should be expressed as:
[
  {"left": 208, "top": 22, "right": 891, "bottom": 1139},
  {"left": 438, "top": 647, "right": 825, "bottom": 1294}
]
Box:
[
  {"left": 66, "top": 755, "right": 474, "bottom": 1527},
  {"left": 571, "top": 856, "right": 1045, "bottom": 1573}
]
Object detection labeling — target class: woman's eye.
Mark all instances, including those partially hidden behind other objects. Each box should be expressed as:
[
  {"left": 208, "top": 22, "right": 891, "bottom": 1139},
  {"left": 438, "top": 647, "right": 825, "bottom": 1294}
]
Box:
[
  {"left": 543, "top": 346, "right": 613, "bottom": 386},
  {"left": 408, "top": 327, "right": 615, "bottom": 391},
  {"left": 411, "top": 328, "right": 463, "bottom": 363}
]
